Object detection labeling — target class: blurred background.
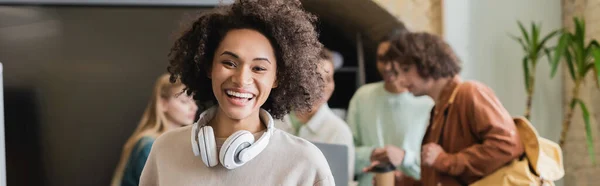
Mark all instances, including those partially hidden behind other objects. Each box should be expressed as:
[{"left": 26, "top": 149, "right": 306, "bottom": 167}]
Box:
[{"left": 0, "top": 0, "right": 598, "bottom": 185}]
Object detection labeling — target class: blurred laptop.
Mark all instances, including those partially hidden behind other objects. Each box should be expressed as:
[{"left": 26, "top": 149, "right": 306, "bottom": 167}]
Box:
[{"left": 312, "top": 141, "right": 350, "bottom": 186}]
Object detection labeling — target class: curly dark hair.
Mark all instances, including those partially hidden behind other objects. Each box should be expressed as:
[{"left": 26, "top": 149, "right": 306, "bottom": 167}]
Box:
[
  {"left": 167, "top": 0, "right": 324, "bottom": 119},
  {"left": 383, "top": 32, "right": 461, "bottom": 79}
]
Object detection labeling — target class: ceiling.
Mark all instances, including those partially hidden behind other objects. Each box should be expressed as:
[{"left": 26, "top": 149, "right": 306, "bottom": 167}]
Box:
[
  {"left": 1, "top": 0, "right": 405, "bottom": 50},
  {"left": 301, "top": 0, "right": 405, "bottom": 51}
]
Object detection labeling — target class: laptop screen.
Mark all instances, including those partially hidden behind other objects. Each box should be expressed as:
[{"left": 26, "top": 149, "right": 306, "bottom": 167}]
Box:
[{"left": 311, "top": 141, "right": 349, "bottom": 186}]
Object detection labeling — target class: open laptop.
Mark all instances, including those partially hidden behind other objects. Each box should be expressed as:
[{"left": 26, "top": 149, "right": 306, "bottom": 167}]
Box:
[{"left": 312, "top": 141, "right": 349, "bottom": 186}]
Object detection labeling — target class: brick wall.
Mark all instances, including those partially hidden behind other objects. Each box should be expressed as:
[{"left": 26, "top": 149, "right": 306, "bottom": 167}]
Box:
[{"left": 562, "top": 0, "right": 600, "bottom": 185}]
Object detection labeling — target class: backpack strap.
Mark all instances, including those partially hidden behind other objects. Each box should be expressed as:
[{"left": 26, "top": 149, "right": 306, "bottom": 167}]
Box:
[
  {"left": 437, "top": 83, "right": 462, "bottom": 144},
  {"left": 448, "top": 83, "right": 462, "bottom": 104}
]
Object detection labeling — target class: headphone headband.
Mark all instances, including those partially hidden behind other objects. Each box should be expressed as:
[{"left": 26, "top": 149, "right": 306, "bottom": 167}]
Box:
[{"left": 191, "top": 106, "right": 274, "bottom": 169}]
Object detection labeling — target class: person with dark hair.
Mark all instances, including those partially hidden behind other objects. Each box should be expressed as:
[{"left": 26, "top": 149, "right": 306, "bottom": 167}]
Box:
[
  {"left": 275, "top": 47, "right": 355, "bottom": 184},
  {"left": 383, "top": 32, "right": 524, "bottom": 186},
  {"left": 139, "top": 0, "right": 334, "bottom": 185},
  {"left": 348, "top": 28, "right": 434, "bottom": 186}
]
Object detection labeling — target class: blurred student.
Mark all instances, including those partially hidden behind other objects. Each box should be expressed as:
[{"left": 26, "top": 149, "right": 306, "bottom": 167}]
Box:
[
  {"left": 348, "top": 29, "right": 434, "bottom": 186},
  {"left": 381, "top": 32, "right": 523, "bottom": 186},
  {"left": 111, "top": 73, "right": 198, "bottom": 186},
  {"left": 276, "top": 47, "right": 355, "bottom": 183}
]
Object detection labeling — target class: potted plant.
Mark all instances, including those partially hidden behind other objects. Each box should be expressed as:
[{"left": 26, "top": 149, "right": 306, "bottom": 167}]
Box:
[
  {"left": 551, "top": 17, "right": 600, "bottom": 164},
  {"left": 511, "top": 21, "right": 558, "bottom": 120}
]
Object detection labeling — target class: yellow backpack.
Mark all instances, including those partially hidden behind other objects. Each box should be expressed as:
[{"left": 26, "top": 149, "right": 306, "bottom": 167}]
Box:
[{"left": 470, "top": 117, "right": 565, "bottom": 186}]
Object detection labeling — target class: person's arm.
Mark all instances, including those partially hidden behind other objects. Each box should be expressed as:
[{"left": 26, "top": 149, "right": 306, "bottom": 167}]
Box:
[
  {"left": 432, "top": 83, "right": 524, "bottom": 177},
  {"left": 397, "top": 121, "right": 425, "bottom": 179},
  {"left": 346, "top": 95, "right": 373, "bottom": 176},
  {"left": 397, "top": 98, "right": 432, "bottom": 180}
]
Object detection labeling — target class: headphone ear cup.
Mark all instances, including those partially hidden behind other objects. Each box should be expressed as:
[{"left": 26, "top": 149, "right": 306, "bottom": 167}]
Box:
[
  {"left": 198, "top": 126, "right": 218, "bottom": 167},
  {"left": 219, "top": 130, "right": 254, "bottom": 169}
]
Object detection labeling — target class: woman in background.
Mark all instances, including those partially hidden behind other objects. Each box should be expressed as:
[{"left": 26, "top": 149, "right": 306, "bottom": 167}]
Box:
[{"left": 111, "top": 73, "right": 198, "bottom": 186}]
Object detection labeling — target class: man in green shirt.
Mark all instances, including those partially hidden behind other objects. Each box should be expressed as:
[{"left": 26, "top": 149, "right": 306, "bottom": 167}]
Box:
[{"left": 347, "top": 29, "right": 434, "bottom": 185}]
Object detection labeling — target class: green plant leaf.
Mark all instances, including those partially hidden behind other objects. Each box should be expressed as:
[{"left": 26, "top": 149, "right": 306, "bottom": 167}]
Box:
[
  {"left": 585, "top": 40, "right": 599, "bottom": 56},
  {"left": 594, "top": 66, "right": 600, "bottom": 89},
  {"left": 575, "top": 17, "right": 586, "bottom": 48},
  {"left": 573, "top": 99, "right": 596, "bottom": 165},
  {"left": 552, "top": 33, "right": 571, "bottom": 78},
  {"left": 523, "top": 57, "right": 531, "bottom": 92},
  {"left": 574, "top": 18, "right": 586, "bottom": 71},
  {"left": 544, "top": 48, "right": 552, "bottom": 61},
  {"left": 565, "top": 49, "right": 577, "bottom": 81},
  {"left": 590, "top": 46, "right": 600, "bottom": 88},
  {"left": 545, "top": 46, "right": 557, "bottom": 61},
  {"left": 584, "top": 40, "right": 599, "bottom": 70},
  {"left": 510, "top": 34, "right": 530, "bottom": 52},
  {"left": 532, "top": 22, "right": 540, "bottom": 53},
  {"left": 583, "top": 63, "right": 600, "bottom": 88},
  {"left": 539, "top": 30, "right": 559, "bottom": 54},
  {"left": 572, "top": 40, "right": 585, "bottom": 77},
  {"left": 518, "top": 21, "right": 530, "bottom": 47}
]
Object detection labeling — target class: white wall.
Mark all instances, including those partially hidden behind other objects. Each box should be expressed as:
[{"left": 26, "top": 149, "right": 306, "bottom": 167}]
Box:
[
  {"left": 444, "top": 0, "right": 562, "bottom": 141},
  {"left": 444, "top": 0, "right": 563, "bottom": 184}
]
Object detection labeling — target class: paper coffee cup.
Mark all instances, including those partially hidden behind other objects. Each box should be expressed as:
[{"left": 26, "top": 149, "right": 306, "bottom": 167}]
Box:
[
  {"left": 371, "top": 163, "right": 396, "bottom": 186},
  {"left": 374, "top": 171, "right": 395, "bottom": 186}
]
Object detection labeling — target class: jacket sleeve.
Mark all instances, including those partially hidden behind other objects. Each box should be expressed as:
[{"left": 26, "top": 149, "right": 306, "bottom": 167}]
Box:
[{"left": 432, "top": 83, "right": 524, "bottom": 177}]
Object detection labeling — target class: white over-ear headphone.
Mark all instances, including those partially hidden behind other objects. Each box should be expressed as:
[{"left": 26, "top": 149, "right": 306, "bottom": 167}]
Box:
[{"left": 191, "top": 107, "right": 274, "bottom": 169}]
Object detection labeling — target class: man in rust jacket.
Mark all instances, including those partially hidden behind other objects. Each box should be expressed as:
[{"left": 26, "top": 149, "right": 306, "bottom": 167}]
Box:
[{"left": 381, "top": 32, "right": 524, "bottom": 186}]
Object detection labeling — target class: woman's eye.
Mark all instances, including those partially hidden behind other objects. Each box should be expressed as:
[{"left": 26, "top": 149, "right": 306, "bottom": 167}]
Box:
[
  {"left": 253, "top": 66, "right": 267, "bottom": 71},
  {"left": 222, "top": 61, "right": 236, "bottom": 68}
]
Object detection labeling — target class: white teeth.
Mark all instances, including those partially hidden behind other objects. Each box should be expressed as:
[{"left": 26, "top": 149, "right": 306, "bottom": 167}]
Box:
[{"left": 226, "top": 90, "right": 254, "bottom": 99}]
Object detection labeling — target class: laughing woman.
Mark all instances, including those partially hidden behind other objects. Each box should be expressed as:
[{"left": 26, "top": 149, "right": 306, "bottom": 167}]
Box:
[{"left": 139, "top": 0, "right": 334, "bottom": 185}]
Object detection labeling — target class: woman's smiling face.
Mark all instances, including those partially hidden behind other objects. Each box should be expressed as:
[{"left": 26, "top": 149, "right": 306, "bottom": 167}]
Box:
[{"left": 210, "top": 29, "right": 278, "bottom": 120}]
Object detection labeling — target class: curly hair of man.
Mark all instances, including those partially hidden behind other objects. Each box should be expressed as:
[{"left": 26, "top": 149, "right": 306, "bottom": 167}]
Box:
[{"left": 383, "top": 32, "right": 461, "bottom": 79}]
